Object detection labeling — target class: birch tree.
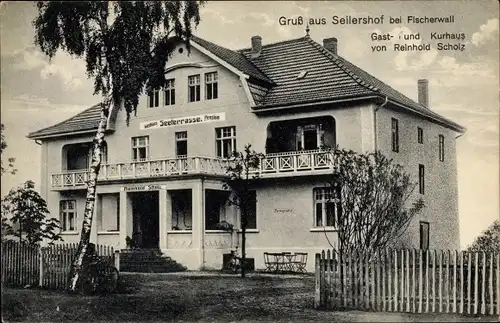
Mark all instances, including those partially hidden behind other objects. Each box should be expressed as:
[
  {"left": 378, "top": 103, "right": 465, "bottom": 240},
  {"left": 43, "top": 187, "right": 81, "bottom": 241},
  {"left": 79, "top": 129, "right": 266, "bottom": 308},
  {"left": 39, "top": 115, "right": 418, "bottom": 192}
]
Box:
[{"left": 33, "top": 1, "right": 203, "bottom": 292}]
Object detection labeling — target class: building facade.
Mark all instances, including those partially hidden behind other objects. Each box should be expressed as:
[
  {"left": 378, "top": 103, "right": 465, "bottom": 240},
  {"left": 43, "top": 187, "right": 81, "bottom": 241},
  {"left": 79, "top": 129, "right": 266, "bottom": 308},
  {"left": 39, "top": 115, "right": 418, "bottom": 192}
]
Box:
[{"left": 28, "top": 34, "right": 465, "bottom": 271}]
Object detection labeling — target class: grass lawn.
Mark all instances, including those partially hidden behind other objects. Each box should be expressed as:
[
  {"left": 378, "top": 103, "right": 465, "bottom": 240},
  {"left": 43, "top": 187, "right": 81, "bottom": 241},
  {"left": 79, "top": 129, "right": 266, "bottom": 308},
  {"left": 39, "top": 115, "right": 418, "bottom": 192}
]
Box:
[{"left": 2, "top": 272, "right": 498, "bottom": 322}]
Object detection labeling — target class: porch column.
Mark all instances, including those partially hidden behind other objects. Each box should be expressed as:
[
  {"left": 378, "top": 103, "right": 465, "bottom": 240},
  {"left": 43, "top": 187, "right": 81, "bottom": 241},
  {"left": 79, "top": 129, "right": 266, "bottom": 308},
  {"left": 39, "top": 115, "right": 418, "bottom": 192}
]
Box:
[
  {"left": 191, "top": 180, "right": 204, "bottom": 268},
  {"left": 159, "top": 187, "right": 169, "bottom": 249},
  {"left": 119, "top": 188, "right": 128, "bottom": 249}
]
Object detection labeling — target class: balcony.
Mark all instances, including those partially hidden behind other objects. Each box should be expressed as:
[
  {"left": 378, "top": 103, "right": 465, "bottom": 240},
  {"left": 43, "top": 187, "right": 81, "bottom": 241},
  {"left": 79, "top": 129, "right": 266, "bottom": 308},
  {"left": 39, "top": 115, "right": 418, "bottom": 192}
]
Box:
[{"left": 50, "top": 150, "right": 336, "bottom": 189}]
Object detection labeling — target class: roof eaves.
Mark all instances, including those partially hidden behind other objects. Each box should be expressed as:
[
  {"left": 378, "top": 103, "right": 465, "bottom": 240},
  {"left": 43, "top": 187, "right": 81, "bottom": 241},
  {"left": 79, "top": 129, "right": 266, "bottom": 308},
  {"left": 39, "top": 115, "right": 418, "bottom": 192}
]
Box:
[
  {"left": 27, "top": 128, "right": 99, "bottom": 140},
  {"left": 27, "top": 103, "right": 101, "bottom": 139}
]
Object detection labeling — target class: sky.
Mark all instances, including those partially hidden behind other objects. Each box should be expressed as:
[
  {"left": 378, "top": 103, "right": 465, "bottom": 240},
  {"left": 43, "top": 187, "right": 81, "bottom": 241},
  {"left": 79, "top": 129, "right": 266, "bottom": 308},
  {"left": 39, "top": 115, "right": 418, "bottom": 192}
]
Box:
[{"left": 1, "top": 1, "right": 498, "bottom": 248}]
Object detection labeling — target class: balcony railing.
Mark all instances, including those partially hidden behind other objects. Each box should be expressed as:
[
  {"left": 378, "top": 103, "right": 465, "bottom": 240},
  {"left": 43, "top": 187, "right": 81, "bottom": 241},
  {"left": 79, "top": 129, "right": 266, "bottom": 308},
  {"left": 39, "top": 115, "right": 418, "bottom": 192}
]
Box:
[{"left": 50, "top": 150, "right": 335, "bottom": 188}]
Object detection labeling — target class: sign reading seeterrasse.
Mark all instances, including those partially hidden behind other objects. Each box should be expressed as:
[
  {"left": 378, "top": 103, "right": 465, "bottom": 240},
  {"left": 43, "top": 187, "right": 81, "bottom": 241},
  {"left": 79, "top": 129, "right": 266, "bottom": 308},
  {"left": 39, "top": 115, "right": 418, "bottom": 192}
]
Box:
[{"left": 140, "top": 112, "right": 226, "bottom": 130}]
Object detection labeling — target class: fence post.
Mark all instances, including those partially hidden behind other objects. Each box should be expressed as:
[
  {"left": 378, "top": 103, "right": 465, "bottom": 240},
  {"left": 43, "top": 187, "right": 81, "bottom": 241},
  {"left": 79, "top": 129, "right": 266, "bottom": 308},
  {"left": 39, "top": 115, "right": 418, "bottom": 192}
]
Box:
[
  {"left": 314, "top": 253, "right": 321, "bottom": 308},
  {"left": 38, "top": 247, "right": 43, "bottom": 287},
  {"left": 114, "top": 250, "right": 120, "bottom": 271}
]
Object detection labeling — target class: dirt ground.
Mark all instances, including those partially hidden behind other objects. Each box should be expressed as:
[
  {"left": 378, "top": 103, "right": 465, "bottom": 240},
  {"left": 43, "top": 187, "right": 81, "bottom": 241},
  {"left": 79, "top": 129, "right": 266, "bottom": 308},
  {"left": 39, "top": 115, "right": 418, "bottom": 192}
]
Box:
[{"left": 2, "top": 272, "right": 498, "bottom": 322}]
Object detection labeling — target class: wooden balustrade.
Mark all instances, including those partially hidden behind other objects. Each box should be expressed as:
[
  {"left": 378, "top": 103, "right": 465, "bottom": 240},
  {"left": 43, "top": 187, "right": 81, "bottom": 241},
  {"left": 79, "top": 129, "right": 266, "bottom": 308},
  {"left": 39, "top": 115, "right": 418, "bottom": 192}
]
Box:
[{"left": 50, "top": 150, "right": 337, "bottom": 188}]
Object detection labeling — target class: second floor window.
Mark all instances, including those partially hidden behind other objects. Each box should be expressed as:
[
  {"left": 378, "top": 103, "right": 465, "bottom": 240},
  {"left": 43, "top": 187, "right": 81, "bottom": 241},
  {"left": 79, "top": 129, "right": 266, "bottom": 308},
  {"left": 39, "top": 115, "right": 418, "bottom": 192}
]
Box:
[
  {"left": 439, "top": 134, "right": 445, "bottom": 162},
  {"left": 314, "top": 186, "right": 341, "bottom": 228},
  {"left": 417, "top": 127, "right": 423, "bottom": 144},
  {"left": 391, "top": 118, "right": 399, "bottom": 152},
  {"left": 148, "top": 89, "right": 160, "bottom": 108},
  {"left": 419, "top": 164, "right": 425, "bottom": 194},
  {"left": 205, "top": 72, "right": 218, "bottom": 100},
  {"left": 60, "top": 200, "right": 76, "bottom": 232},
  {"left": 216, "top": 126, "right": 236, "bottom": 158},
  {"left": 132, "top": 136, "right": 149, "bottom": 161},
  {"left": 175, "top": 131, "right": 188, "bottom": 157},
  {"left": 188, "top": 75, "right": 201, "bottom": 102},
  {"left": 164, "top": 79, "right": 175, "bottom": 106}
]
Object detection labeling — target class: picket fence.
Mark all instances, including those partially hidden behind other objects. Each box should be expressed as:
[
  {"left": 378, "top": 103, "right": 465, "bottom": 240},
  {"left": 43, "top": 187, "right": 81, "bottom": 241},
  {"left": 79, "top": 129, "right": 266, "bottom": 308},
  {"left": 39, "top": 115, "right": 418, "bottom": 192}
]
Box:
[
  {"left": 1, "top": 241, "right": 118, "bottom": 290},
  {"left": 315, "top": 249, "right": 500, "bottom": 316}
]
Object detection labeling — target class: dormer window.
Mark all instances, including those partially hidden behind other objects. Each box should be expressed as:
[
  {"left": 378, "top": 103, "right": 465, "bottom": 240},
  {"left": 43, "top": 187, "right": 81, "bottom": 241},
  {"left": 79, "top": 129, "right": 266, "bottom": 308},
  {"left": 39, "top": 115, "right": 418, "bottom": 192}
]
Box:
[
  {"left": 297, "top": 71, "right": 308, "bottom": 79},
  {"left": 205, "top": 72, "right": 218, "bottom": 100},
  {"left": 188, "top": 75, "right": 201, "bottom": 102},
  {"left": 164, "top": 79, "right": 175, "bottom": 106},
  {"left": 148, "top": 89, "right": 160, "bottom": 108}
]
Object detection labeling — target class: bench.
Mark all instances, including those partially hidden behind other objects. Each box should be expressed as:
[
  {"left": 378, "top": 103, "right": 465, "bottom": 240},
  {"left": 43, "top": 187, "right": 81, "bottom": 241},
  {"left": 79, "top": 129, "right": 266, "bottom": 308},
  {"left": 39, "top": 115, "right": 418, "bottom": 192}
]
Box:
[{"left": 264, "top": 252, "right": 308, "bottom": 274}]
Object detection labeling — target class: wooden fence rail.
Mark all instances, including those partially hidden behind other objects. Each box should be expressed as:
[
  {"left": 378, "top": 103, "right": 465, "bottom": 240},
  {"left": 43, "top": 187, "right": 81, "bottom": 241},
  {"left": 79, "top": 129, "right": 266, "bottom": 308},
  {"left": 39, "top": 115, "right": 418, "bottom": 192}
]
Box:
[
  {"left": 315, "top": 248, "right": 500, "bottom": 316},
  {"left": 1, "top": 241, "right": 117, "bottom": 290}
]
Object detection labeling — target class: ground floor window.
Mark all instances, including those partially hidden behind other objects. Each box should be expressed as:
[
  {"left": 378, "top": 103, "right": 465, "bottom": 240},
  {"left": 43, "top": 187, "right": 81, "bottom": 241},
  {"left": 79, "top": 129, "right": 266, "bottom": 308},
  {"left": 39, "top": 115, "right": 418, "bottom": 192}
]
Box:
[
  {"left": 313, "top": 186, "right": 341, "bottom": 228},
  {"left": 60, "top": 200, "right": 77, "bottom": 232},
  {"left": 205, "top": 190, "right": 230, "bottom": 230},
  {"left": 98, "top": 193, "right": 120, "bottom": 232},
  {"left": 420, "top": 221, "right": 430, "bottom": 250},
  {"left": 170, "top": 189, "right": 192, "bottom": 230},
  {"left": 241, "top": 190, "right": 257, "bottom": 230}
]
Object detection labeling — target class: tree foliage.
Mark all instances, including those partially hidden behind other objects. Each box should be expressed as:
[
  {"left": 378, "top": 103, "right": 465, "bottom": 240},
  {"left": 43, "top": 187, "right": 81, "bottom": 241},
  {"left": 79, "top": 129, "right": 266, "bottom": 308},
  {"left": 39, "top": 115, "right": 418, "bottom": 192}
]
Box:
[
  {"left": 1, "top": 123, "right": 17, "bottom": 175},
  {"left": 328, "top": 149, "right": 424, "bottom": 256},
  {"left": 467, "top": 220, "right": 500, "bottom": 252},
  {"left": 223, "top": 144, "right": 264, "bottom": 278},
  {"left": 1, "top": 180, "right": 63, "bottom": 245},
  {"left": 33, "top": 1, "right": 203, "bottom": 123}
]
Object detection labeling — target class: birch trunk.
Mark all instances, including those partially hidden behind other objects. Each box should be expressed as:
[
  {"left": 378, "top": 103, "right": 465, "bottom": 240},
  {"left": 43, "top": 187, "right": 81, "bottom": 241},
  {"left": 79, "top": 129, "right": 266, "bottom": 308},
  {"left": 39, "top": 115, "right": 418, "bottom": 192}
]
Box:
[{"left": 67, "top": 101, "right": 110, "bottom": 292}]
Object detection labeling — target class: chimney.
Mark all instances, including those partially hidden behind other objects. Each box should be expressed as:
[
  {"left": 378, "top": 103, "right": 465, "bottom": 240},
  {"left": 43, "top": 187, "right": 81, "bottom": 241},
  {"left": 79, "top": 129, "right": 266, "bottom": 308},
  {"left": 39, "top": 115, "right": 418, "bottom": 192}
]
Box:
[
  {"left": 323, "top": 37, "right": 338, "bottom": 55},
  {"left": 418, "top": 79, "right": 429, "bottom": 108},
  {"left": 251, "top": 35, "right": 262, "bottom": 58}
]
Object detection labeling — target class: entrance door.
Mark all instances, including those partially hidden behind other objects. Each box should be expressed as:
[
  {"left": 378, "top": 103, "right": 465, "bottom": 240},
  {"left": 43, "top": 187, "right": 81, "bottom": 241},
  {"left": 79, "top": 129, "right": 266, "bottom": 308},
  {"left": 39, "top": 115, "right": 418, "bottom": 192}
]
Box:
[{"left": 131, "top": 191, "right": 160, "bottom": 248}]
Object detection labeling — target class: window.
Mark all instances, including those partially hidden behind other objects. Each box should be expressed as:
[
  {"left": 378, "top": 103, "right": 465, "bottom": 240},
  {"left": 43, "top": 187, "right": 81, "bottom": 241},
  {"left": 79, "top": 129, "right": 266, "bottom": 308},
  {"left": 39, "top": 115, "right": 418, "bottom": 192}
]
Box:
[
  {"left": 205, "top": 72, "right": 218, "bottom": 100},
  {"left": 296, "top": 124, "right": 324, "bottom": 151},
  {"left": 439, "top": 134, "right": 445, "bottom": 162},
  {"left": 417, "top": 127, "right": 423, "bottom": 144},
  {"left": 60, "top": 200, "right": 77, "bottom": 232},
  {"left": 164, "top": 79, "right": 175, "bottom": 106},
  {"left": 132, "top": 136, "right": 149, "bottom": 161},
  {"left": 313, "top": 186, "right": 341, "bottom": 228},
  {"left": 419, "top": 164, "right": 425, "bottom": 194},
  {"left": 205, "top": 190, "right": 230, "bottom": 230},
  {"left": 391, "top": 118, "right": 399, "bottom": 152},
  {"left": 188, "top": 75, "right": 201, "bottom": 102},
  {"left": 98, "top": 194, "right": 120, "bottom": 232},
  {"left": 175, "top": 131, "right": 188, "bottom": 157},
  {"left": 242, "top": 190, "right": 257, "bottom": 230},
  {"left": 148, "top": 89, "right": 160, "bottom": 108},
  {"left": 420, "top": 221, "right": 430, "bottom": 250},
  {"left": 216, "top": 126, "right": 236, "bottom": 158}
]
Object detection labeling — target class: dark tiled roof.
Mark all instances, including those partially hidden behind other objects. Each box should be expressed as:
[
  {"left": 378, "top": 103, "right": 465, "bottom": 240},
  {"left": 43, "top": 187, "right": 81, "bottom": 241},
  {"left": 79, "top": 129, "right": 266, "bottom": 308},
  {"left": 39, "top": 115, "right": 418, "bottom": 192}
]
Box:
[
  {"left": 238, "top": 36, "right": 464, "bottom": 131},
  {"left": 191, "top": 36, "right": 273, "bottom": 84},
  {"left": 28, "top": 35, "right": 464, "bottom": 139},
  {"left": 239, "top": 37, "right": 376, "bottom": 107},
  {"left": 27, "top": 104, "right": 101, "bottom": 139}
]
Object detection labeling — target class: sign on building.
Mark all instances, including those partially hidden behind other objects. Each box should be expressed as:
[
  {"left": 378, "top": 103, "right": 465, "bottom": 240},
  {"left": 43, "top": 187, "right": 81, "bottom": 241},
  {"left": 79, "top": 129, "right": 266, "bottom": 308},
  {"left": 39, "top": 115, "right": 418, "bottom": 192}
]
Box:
[{"left": 140, "top": 112, "right": 226, "bottom": 130}]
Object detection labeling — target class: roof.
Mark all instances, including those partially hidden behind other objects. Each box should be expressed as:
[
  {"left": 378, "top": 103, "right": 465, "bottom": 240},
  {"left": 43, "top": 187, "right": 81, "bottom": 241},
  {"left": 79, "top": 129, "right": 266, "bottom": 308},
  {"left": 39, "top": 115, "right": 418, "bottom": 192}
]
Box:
[
  {"left": 27, "top": 104, "right": 102, "bottom": 139},
  {"left": 28, "top": 35, "right": 464, "bottom": 139},
  {"left": 237, "top": 36, "right": 464, "bottom": 131},
  {"left": 191, "top": 36, "right": 273, "bottom": 84}
]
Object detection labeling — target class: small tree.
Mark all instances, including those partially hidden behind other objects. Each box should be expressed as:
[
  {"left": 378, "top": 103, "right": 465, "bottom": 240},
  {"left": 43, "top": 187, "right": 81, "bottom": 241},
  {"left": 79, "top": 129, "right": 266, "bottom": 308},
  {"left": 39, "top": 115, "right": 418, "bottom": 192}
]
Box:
[
  {"left": 467, "top": 220, "right": 500, "bottom": 253},
  {"left": 328, "top": 149, "right": 424, "bottom": 257},
  {"left": 1, "top": 180, "right": 63, "bottom": 245},
  {"left": 223, "top": 144, "right": 264, "bottom": 278}
]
